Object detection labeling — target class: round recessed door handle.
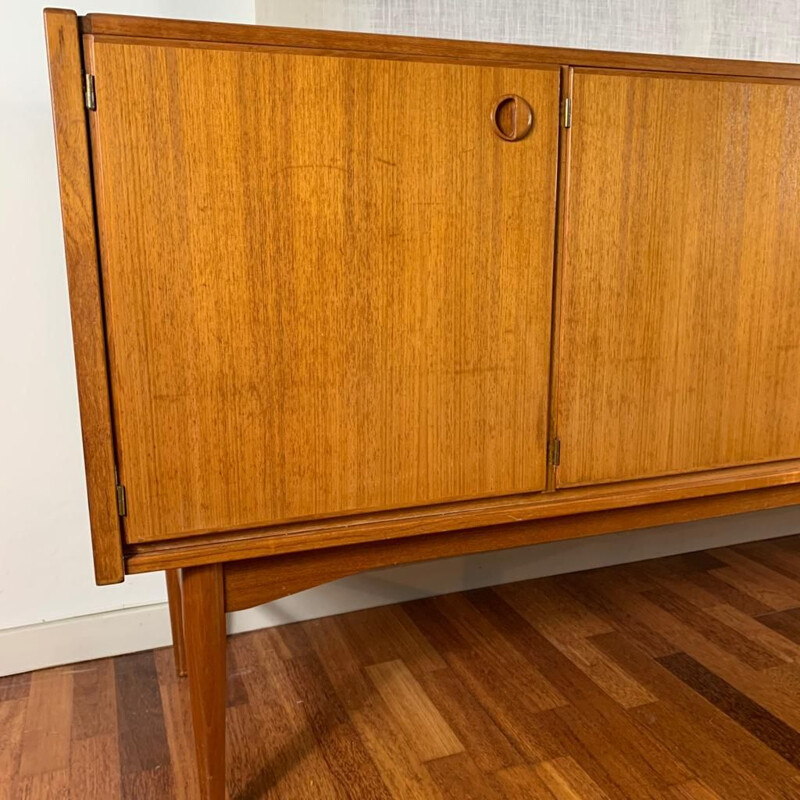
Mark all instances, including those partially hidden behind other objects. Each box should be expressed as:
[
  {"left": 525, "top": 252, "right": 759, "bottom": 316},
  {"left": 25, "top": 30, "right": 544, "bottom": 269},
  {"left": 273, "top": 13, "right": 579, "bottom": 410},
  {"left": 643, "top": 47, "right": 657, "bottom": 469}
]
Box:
[{"left": 491, "top": 94, "right": 534, "bottom": 142}]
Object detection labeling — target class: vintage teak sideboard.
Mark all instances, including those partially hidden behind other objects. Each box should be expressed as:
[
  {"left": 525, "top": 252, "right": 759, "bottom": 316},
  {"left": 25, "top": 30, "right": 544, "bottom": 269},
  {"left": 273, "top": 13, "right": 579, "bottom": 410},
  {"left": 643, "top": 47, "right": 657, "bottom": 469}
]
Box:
[{"left": 45, "top": 8, "right": 800, "bottom": 797}]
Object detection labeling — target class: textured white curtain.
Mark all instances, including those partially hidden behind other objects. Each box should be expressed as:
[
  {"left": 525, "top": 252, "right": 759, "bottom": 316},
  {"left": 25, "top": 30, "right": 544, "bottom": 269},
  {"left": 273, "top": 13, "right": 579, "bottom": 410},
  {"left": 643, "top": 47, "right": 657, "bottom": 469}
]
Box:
[{"left": 257, "top": 0, "right": 800, "bottom": 62}]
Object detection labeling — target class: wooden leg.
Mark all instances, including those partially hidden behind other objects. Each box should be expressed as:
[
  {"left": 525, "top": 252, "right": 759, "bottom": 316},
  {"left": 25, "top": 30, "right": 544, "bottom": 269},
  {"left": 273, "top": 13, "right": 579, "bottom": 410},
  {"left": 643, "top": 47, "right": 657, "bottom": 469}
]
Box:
[
  {"left": 165, "top": 569, "right": 187, "bottom": 677},
  {"left": 182, "top": 564, "right": 227, "bottom": 800}
]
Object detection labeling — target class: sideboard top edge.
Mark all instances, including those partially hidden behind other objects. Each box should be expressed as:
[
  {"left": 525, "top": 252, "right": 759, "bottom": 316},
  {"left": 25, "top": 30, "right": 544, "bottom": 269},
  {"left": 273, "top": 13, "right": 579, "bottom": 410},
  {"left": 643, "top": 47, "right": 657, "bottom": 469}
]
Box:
[{"left": 79, "top": 12, "right": 800, "bottom": 80}]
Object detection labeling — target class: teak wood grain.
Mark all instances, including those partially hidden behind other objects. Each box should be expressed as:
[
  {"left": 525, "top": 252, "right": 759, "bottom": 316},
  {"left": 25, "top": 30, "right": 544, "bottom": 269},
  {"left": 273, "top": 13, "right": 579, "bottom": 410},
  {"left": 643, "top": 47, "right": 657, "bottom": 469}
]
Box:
[
  {"left": 165, "top": 570, "right": 187, "bottom": 677},
  {"left": 221, "top": 482, "right": 800, "bottom": 613},
  {"left": 78, "top": 12, "right": 800, "bottom": 82},
  {"left": 44, "top": 9, "right": 124, "bottom": 584},
  {"left": 125, "top": 459, "right": 800, "bottom": 573},
  {"left": 182, "top": 565, "right": 226, "bottom": 800},
  {"left": 85, "top": 37, "right": 560, "bottom": 544},
  {"left": 557, "top": 70, "right": 800, "bottom": 487},
  {"left": 43, "top": 11, "right": 800, "bottom": 800}
]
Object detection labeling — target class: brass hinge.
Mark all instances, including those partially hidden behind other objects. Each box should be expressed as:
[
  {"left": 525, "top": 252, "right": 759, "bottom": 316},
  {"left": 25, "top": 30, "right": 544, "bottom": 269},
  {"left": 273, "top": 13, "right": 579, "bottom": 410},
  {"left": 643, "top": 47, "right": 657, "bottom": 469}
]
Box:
[
  {"left": 562, "top": 97, "right": 572, "bottom": 129},
  {"left": 116, "top": 484, "right": 127, "bottom": 517},
  {"left": 84, "top": 73, "right": 96, "bottom": 111},
  {"left": 548, "top": 437, "right": 561, "bottom": 467}
]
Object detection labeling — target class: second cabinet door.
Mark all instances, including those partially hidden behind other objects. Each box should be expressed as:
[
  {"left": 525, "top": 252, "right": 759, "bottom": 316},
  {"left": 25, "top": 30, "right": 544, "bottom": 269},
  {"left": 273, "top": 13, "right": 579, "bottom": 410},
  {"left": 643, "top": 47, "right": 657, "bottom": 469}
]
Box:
[
  {"left": 87, "top": 40, "right": 561, "bottom": 542},
  {"left": 557, "top": 70, "right": 800, "bottom": 487}
]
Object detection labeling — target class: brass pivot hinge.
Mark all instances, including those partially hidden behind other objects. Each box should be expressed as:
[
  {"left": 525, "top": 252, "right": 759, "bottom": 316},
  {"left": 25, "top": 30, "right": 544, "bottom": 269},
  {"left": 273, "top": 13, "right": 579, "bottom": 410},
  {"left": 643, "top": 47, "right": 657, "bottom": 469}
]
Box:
[
  {"left": 114, "top": 467, "right": 127, "bottom": 517},
  {"left": 548, "top": 437, "right": 561, "bottom": 467},
  {"left": 115, "top": 486, "right": 128, "bottom": 518},
  {"left": 116, "top": 484, "right": 128, "bottom": 517},
  {"left": 562, "top": 97, "right": 572, "bottom": 129},
  {"left": 84, "top": 73, "right": 96, "bottom": 111}
]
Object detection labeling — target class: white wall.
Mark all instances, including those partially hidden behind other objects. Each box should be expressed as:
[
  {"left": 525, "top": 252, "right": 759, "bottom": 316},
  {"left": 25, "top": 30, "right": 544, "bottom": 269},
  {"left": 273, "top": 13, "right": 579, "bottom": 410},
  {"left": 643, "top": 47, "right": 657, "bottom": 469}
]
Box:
[
  {"left": 0, "top": 1, "right": 253, "bottom": 632},
  {"left": 256, "top": 0, "right": 800, "bottom": 62},
  {"left": 2, "top": 0, "right": 799, "bottom": 675}
]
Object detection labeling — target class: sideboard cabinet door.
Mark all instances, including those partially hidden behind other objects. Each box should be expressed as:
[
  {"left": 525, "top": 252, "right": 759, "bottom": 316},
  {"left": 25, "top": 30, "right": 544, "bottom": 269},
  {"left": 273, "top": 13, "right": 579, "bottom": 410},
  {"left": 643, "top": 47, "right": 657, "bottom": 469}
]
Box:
[
  {"left": 85, "top": 40, "right": 560, "bottom": 542},
  {"left": 557, "top": 70, "right": 800, "bottom": 487}
]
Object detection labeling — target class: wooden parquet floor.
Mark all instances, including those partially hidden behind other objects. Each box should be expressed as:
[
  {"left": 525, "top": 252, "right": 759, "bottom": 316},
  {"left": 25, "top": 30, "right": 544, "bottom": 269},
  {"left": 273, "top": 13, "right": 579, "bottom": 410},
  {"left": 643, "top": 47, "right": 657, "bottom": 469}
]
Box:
[{"left": 4, "top": 536, "right": 800, "bottom": 798}]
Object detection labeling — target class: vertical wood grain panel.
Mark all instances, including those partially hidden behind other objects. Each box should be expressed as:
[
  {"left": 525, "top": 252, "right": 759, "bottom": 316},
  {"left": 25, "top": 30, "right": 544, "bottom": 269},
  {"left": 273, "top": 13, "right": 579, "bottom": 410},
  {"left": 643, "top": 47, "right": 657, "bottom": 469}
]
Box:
[
  {"left": 43, "top": 9, "right": 124, "bottom": 583},
  {"left": 558, "top": 70, "right": 800, "bottom": 487},
  {"left": 86, "top": 40, "right": 560, "bottom": 542}
]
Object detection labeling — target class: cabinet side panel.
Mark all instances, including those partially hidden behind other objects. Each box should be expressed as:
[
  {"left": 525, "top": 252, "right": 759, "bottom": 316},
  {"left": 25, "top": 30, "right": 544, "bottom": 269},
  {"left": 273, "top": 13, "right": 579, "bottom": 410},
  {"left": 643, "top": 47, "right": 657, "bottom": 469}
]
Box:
[
  {"left": 558, "top": 70, "right": 800, "bottom": 487},
  {"left": 44, "top": 10, "right": 124, "bottom": 583}
]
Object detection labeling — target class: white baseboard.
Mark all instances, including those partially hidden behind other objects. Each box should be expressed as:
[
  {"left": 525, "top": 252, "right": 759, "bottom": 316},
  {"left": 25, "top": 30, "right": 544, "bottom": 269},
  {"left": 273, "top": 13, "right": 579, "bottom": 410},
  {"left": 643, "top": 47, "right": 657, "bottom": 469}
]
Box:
[{"left": 2, "top": 505, "right": 799, "bottom": 677}]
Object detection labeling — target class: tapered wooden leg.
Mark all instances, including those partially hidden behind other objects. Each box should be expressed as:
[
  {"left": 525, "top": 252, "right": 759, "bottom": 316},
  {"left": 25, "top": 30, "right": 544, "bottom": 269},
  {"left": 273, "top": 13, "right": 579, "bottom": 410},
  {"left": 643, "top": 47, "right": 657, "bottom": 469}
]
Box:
[
  {"left": 182, "top": 563, "right": 227, "bottom": 800},
  {"left": 165, "top": 569, "right": 187, "bottom": 677}
]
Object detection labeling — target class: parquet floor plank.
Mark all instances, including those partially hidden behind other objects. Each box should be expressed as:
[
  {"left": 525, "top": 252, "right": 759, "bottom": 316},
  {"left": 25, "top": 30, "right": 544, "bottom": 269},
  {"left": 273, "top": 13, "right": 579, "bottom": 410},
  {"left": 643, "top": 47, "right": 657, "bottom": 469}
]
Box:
[{"left": 5, "top": 534, "right": 800, "bottom": 798}]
